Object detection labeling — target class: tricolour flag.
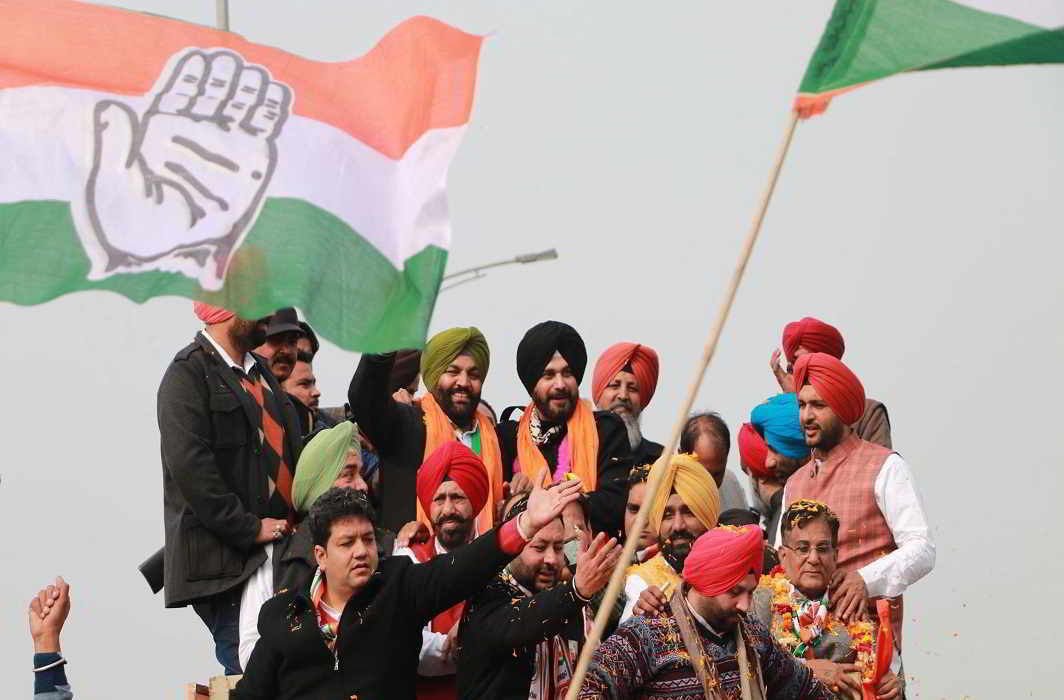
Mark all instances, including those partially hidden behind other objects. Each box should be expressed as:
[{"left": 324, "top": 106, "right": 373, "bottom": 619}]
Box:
[
  {"left": 0, "top": 0, "right": 483, "bottom": 351},
  {"left": 795, "top": 1, "right": 1064, "bottom": 117}
]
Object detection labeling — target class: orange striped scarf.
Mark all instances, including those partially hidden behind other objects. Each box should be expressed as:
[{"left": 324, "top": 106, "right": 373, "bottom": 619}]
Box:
[
  {"left": 416, "top": 392, "right": 503, "bottom": 533},
  {"left": 517, "top": 399, "right": 599, "bottom": 490}
]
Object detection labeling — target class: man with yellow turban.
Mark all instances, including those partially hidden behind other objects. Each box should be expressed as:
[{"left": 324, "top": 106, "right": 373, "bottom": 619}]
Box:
[
  {"left": 618, "top": 453, "right": 720, "bottom": 622},
  {"left": 348, "top": 327, "right": 503, "bottom": 535}
]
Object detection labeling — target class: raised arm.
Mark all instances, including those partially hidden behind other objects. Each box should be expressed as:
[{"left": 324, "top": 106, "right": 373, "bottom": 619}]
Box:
[
  {"left": 158, "top": 360, "right": 259, "bottom": 549},
  {"left": 347, "top": 353, "right": 403, "bottom": 453},
  {"left": 403, "top": 472, "right": 585, "bottom": 624}
]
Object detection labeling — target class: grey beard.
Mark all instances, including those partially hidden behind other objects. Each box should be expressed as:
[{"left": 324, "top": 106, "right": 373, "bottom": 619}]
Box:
[{"left": 618, "top": 411, "right": 643, "bottom": 451}]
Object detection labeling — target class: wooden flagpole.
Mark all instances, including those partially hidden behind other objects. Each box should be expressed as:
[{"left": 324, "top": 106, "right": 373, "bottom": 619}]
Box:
[
  {"left": 563, "top": 110, "right": 801, "bottom": 699},
  {"left": 215, "top": 0, "right": 230, "bottom": 31}
]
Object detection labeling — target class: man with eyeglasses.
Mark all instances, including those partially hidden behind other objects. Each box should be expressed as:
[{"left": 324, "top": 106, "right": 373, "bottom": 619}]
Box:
[{"left": 753, "top": 500, "right": 903, "bottom": 699}]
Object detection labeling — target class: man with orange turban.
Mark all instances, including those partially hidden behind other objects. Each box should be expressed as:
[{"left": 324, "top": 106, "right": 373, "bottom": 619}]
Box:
[
  {"left": 154, "top": 302, "right": 302, "bottom": 675},
  {"left": 769, "top": 316, "right": 892, "bottom": 448},
  {"left": 393, "top": 442, "right": 491, "bottom": 700},
  {"left": 777, "top": 353, "right": 935, "bottom": 649},
  {"left": 580, "top": 525, "right": 832, "bottom": 699},
  {"left": 348, "top": 327, "right": 503, "bottom": 534},
  {"left": 592, "top": 342, "right": 664, "bottom": 467},
  {"left": 497, "top": 321, "right": 635, "bottom": 540}
]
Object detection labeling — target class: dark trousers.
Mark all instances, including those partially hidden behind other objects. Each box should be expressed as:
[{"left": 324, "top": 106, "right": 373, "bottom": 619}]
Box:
[{"left": 192, "top": 584, "right": 244, "bottom": 675}]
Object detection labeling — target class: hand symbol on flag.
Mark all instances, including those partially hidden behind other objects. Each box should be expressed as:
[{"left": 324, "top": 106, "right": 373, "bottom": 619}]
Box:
[{"left": 82, "top": 48, "right": 291, "bottom": 290}]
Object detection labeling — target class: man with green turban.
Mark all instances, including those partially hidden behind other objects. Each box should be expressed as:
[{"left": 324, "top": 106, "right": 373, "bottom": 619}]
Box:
[
  {"left": 349, "top": 327, "right": 505, "bottom": 535},
  {"left": 236, "top": 421, "right": 395, "bottom": 670}
]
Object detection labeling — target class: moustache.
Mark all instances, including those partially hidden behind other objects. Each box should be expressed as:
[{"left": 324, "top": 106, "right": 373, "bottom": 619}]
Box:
[
  {"left": 548, "top": 390, "right": 573, "bottom": 401},
  {"left": 435, "top": 515, "right": 468, "bottom": 528}
]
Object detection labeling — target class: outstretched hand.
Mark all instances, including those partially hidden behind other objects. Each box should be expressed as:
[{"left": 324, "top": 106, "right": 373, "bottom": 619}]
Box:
[
  {"left": 29, "top": 576, "right": 70, "bottom": 654},
  {"left": 522, "top": 467, "right": 583, "bottom": 533},
  {"left": 573, "top": 533, "right": 621, "bottom": 599}
]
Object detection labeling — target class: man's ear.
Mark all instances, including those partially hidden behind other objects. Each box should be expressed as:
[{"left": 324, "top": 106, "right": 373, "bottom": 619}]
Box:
[{"left": 313, "top": 544, "right": 327, "bottom": 568}]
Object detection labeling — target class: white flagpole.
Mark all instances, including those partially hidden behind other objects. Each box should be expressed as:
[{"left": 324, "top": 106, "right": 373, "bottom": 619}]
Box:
[{"left": 215, "top": 0, "right": 229, "bottom": 31}]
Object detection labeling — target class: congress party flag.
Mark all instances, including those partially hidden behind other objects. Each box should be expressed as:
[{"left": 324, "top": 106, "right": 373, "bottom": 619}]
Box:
[
  {"left": 795, "top": 0, "right": 1064, "bottom": 117},
  {"left": 0, "top": 0, "right": 483, "bottom": 351}
]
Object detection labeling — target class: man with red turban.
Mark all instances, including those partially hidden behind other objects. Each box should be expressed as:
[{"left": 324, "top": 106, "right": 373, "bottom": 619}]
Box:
[
  {"left": 153, "top": 302, "right": 303, "bottom": 675},
  {"left": 769, "top": 316, "right": 892, "bottom": 448},
  {"left": 393, "top": 442, "right": 491, "bottom": 700},
  {"left": 777, "top": 353, "right": 935, "bottom": 649},
  {"left": 579, "top": 525, "right": 832, "bottom": 699},
  {"left": 592, "top": 342, "right": 664, "bottom": 466}
]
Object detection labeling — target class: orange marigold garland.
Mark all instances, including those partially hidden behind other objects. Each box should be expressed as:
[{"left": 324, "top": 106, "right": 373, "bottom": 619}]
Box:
[{"left": 762, "top": 571, "right": 879, "bottom": 681}]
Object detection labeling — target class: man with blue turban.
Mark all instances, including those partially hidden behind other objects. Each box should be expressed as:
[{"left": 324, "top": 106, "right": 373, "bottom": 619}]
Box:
[{"left": 748, "top": 393, "right": 812, "bottom": 538}]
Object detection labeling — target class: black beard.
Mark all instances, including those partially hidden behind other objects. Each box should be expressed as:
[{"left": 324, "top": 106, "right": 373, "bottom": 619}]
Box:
[
  {"left": 662, "top": 530, "right": 696, "bottom": 571},
  {"left": 436, "top": 386, "right": 480, "bottom": 428},
  {"left": 434, "top": 515, "right": 474, "bottom": 551},
  {"left": 230, "top": 319, "right": 267, "bottom": 353},
  {"left": 535, "top": 389, "right": 576, "bottom": 423}
]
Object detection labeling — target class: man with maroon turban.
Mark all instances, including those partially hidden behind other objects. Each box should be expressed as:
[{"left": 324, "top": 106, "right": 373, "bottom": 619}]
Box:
[
  {"left": 580, "top": 525, "right": 832, "bottom": 699},
  {"left": 769, "top": 316, "right": 892, "bottom": 448},
  {"left": 393, "top": 442, "right": 492, "bottom": 700},
  {"left": 776, "top": 353, "right": 935, "bottom": 648},
  {"left": 155, "top": 303, "right": 303, "bottom": 675},
  {"left": 592, "top": 342, "right": 664, "bottom": 466}
]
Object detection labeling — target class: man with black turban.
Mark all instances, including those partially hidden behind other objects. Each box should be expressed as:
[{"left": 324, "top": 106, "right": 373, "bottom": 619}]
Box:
[
  {"left": 497, "top": 321, "right": 635, "bottom": 538},
  {"left": 348, "top": 327, "right": 503, "bottom": 534}
]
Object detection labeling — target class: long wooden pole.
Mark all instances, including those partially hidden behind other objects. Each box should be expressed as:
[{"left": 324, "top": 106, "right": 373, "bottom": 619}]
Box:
[
  {"left": 563, "top": 110, "right": 801, "bottom": 699},
  {"left": 215, "top": 0, "right": 230, "bottom": 31}
]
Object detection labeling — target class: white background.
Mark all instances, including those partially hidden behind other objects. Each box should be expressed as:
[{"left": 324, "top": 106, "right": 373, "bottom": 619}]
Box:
[{"left": 3, "top": 1, "right": 1062, "bottom": 697}]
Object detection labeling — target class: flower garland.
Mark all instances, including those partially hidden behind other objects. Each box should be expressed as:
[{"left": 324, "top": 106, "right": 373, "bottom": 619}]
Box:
[{"left": 762, "top": 572, "right": 877, "bottom": 681}]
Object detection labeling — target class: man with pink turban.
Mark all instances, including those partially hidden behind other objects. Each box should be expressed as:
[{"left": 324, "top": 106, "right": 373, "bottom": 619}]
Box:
[
  {"left": 393, "top": 442, "right": 491, "bottom": 699},
  {"left": 592, "top": 342, "right": 664, "bottom": 466},
  {"left": 769, "top": 316, "right": 892, "bottom": 448},
  {"left": 777, "top": 353, "right": 935, "bottom": 650},
  {"left": 579, "top": 525, "right": 833, "bottom": 699},
  {"left": 152, "top": 302, "right": 303, "bottom": 675}
]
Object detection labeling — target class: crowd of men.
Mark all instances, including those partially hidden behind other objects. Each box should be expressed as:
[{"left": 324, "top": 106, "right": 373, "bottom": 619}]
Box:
[{"left": 28, "top": 304, "right": 935, "bottom": 699}]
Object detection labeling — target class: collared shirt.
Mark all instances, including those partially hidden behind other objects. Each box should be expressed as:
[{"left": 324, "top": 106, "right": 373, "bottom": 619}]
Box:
[
  {"left": 454, "top": 421, "right": 480, "bottom": 452},
  {"left": 687, "top": 601, "right": 728, "bottom": 641},
  {"left": 199, "top": 329, "right": 257, "bottom": 376},
  {"left": 774, "top": 452, "right": 935, "bottom": 599}
]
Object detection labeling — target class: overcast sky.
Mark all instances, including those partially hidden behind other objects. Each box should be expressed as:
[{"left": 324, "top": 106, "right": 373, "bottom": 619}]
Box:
[{"left": 4, "top": 1, "right": 1062, "bottom": 697}]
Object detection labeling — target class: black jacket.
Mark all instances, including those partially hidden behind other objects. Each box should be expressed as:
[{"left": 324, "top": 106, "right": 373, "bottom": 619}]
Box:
[
  {"left": 457, "top": 575, "right": 586, "bottom": 700},
  {"left": 157, "top": 333, "right": 302, "bottom": 607},
  {"left": 633, "top": 437, "right": 664, "bottom": 467},
  {"left": 497, "top": 410, "right": 633, "bottom": 537},
  {"left": 233, "top": 525, "right": 520, "bottom": 700},
  {"left": 348, "top": 352, "right": 503, "bottom": 532}
]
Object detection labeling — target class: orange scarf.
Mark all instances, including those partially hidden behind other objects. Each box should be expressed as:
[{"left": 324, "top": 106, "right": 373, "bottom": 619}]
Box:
[
  {"left": 417, "top": 392, "right": 503, "bottom": 534},
  {"left": 516, "top": 399, "right": 599, "bottom": 490}
]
